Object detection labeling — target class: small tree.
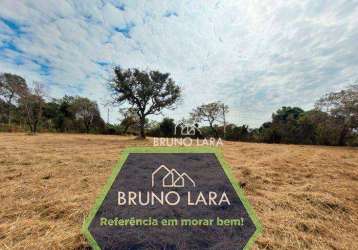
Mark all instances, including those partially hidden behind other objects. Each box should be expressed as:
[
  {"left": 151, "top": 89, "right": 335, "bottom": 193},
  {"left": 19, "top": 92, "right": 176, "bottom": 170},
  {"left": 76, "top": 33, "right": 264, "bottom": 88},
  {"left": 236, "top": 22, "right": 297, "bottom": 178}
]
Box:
[
  {"left": 71, "top": 97, "right": 101, "bottom": 133},
  {"left": 159, "top": 118, "right": 176, "bottom": 137},
  {"left": 0, "top": 73, "right": 28, "bottom": 125},
  {"left": 19, "top": 83, "right": 44, "bottom": 134},
  {"left": 108, "top": 67, "right": 181, "bottom": 138},
  {"left": 190, "top": 101, "right": 228, "bottom": 138},
  {"left": 119, "top": 108, "right": 140, "bottom": 134},
  {"left": 270, "top": 106, "right": 304, "bottom": 144}
]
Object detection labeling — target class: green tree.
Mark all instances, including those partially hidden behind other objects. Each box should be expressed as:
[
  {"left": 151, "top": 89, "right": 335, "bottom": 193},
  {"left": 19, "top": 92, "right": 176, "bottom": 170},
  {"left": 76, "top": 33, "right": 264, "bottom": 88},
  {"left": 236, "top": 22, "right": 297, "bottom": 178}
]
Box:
[
  {"left": 271, "top": 106, "right": 304, "bottom": 143},
  {"left": 108, "top": 67, "right": 181, "bottom": 138},
  {"left": 296, "top": 111, "right": 317, "bottom": 144},
  {"left": 298, "top": 110, "right": 342, "bottom": 145},
  {"left": 0, "top": 99, "right": 8, "bottom": 123},
  {"left": 59, "top": 96, "right": 76, "bottom": 132},
  {"left": 258, "top": 122, "right": 281, "bottom": 143},
  {"left": 315, "top": 85, "right": 358, "bottom": 145},
  {"left": 0, "top": 73, "right": 28, "bottom": 125},
  {"left": 224, "top": 124, "right": 250, "bottom": 141},
  {"left": 42, "top": 96, "right": 104, "bottom": 133},
  {"left": 42, "top": 96, "right": 75, "bottom": 132},
  {"left": 42, "top": 100, "right": 61, "bottom": 131},
  {"left": 159, "top": 118, "right": 175, "bottom": 137}
]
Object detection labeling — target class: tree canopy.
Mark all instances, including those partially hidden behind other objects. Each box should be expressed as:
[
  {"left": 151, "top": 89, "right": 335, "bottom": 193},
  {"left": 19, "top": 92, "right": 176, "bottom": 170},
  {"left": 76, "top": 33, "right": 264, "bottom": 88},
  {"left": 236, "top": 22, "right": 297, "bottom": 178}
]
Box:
[
  {"left": 108, "top": 67, "right": 181, "bottom": 138},
  {"left": 316, "top": 85, "right": 358, "bottom": 145},
  {"left": 0, "top": 73, "right": 28, "bottom": 125},
  {"left": 1, "top": 71, "right": 357, "bottom": 146},
  {"left": 190, "top": 101, "right": 228, "bottom": 137}
]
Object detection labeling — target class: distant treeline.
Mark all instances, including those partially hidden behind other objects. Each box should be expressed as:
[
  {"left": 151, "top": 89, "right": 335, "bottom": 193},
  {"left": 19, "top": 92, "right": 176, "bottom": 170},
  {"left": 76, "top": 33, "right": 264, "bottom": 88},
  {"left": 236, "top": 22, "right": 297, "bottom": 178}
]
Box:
[
  {"left": 146, "top": 104, "right": 358, "bottom": 147},
  {"left": 1, "top": 71, "right": 357, "bottom": 146},
  {"left": 0, "top": 73, "right": 105, "bottom": 134}
]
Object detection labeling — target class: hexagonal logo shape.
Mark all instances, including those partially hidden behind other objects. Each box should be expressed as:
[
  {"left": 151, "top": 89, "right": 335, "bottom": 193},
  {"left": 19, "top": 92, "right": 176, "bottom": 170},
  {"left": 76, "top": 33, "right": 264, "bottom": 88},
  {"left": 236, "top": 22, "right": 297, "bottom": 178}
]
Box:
[{"left": 83, "top": 147, "right": 261, "bottom": 249}]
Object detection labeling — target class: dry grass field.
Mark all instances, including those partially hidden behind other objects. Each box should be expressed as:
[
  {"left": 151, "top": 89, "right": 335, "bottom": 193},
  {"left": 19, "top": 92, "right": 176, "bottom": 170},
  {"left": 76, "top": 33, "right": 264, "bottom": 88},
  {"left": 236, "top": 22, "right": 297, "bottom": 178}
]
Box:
[{"left": 0, "top": 133, "right": 357, "bottom": 250}]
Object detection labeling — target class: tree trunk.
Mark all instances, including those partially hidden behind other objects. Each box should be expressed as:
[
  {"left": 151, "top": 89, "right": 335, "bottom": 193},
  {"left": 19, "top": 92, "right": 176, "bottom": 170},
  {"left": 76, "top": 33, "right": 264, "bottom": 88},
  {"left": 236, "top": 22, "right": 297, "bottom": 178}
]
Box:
[
  {"left": 7, "top": 107, "right": 11, "bottom": 127},
  {"left": 123, "top": 124, "right": 130, "bottom": 134},
  {"left": 33, "top": 121, "right": 37, "bottom": 134},
  {"left": 222, "top": 107, "right": 226, "bottom": 138},
  {"left": 139, "top": 116, "right": 146, "bottom": 139},
  {"left": 26, "top": 120, "right": 33, "bottom": 134},
  {"left": 209, "top": 122, "right": 218, "bottom": 138},
  {"left": 338, "top": 125, "right": 348, "bottom": 146},
  {"left": 7, "top": 95, "right": 13, "bottom": 127},
  {"left": 85, "top": 123, "right": 90, "bottom": 133}
]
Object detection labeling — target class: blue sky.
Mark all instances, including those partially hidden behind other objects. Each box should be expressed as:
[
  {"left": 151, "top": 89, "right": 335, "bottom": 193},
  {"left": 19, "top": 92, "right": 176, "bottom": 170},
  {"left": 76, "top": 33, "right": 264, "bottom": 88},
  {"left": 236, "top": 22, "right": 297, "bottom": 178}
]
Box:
[{"left": 0, "top": 0, "right": 357, "bottom": 127}]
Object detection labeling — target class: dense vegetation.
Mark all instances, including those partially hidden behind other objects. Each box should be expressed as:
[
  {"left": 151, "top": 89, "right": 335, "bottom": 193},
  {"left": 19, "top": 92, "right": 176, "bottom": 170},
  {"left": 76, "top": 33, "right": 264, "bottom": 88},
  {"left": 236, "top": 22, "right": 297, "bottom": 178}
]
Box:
[
  {"left": 0, "top": 73, "right": 105, "bottom": 134},
  {"left": 1, "top": 71, "right": 357, "bottom": 146}
]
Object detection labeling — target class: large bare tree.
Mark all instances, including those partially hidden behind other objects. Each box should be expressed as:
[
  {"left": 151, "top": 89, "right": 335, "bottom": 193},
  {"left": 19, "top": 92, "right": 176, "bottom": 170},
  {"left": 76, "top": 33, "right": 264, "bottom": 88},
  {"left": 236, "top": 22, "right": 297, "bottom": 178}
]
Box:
[
  {"left": 108, "top": 67, "right": 181, "bottom": 138},
  {"left": 71, "top": 97, "right": 100, "bottom": 133}
]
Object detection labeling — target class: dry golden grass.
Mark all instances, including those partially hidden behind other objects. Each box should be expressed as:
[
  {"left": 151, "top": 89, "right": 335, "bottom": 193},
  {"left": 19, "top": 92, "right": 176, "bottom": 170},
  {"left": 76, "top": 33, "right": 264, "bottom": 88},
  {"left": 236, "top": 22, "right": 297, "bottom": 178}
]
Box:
[{"left": 0, "top": 133, "right": 357, "bottom": 250}]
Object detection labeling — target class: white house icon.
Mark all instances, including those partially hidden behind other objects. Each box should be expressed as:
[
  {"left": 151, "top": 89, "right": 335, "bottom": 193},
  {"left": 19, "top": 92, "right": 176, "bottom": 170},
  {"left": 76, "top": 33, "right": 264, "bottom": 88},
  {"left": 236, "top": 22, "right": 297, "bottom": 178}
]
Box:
[
  {"left": 174, "top": 122, "right": 201, "bottom": 136},
  {"left": 152, "top": 165, "right": 196, "bottom": 188}
]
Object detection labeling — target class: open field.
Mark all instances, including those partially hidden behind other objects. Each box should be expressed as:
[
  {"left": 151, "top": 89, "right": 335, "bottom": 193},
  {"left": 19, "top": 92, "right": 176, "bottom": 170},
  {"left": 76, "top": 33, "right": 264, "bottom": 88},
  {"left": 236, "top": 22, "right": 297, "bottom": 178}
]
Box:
[{"left": 0, "top": 133, "right": 357, "bottom": 250}]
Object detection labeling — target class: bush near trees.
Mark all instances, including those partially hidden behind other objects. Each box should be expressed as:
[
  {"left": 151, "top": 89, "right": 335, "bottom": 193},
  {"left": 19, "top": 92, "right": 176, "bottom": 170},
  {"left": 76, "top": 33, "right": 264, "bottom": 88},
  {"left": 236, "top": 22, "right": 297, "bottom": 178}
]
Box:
[
  {"left": 0, "top": 71, "right": 357, "bottom": 146},
  {"left": 224, "top": 124, "right": 250, "bottom": 141},
  {"left": 158, "top": 118, "right": 176, "bottom": 137}
]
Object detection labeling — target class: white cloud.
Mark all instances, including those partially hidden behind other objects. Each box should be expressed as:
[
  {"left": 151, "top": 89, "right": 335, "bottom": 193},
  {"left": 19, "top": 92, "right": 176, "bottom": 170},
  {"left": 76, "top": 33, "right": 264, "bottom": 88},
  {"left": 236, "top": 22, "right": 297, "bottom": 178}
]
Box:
[{"left": 0, "top": 0, "right": 357, "bottom": 127}]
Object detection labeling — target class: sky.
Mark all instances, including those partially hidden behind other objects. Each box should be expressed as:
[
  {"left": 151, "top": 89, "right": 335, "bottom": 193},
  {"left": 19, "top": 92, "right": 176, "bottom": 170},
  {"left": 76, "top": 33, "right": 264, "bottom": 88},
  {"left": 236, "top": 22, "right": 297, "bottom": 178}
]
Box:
[{"left": 0, "top": 0, "right": 357, "bottom": 127}]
